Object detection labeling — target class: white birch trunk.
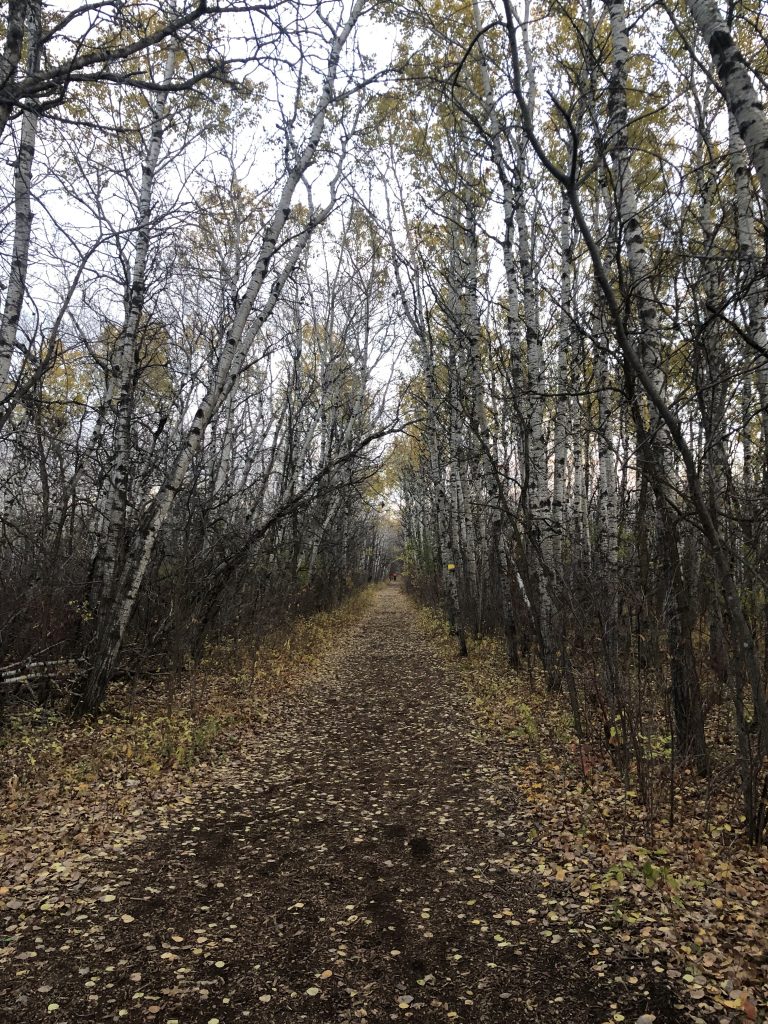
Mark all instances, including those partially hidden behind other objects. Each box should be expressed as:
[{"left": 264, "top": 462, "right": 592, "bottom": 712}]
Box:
[
  {"left": 606, "top": 0, "right": 669, "bottom": 445},
  {"left": 570, "top": 394, "right": 591, "bottom": 564},
  {"left": 213, "top": 388, "right": 237, "bottom": 496},
  {"left": 471, "top": 0, "right": 543, "bottom": 651},
  {"left": 605, "top": 0, "right": 708, "bottom": 767},
  {"left": 590, "top": 186, "right": 619, "bottom": 578},
  {"left": 516, "top": 181, "right": 553, "bottom": 653},
  {"left": 471, "top": 0, "right": 524, "bottom": 422},
  {"left": 466, "top": 235, "right": 490, "bottom": 628},
  {"left": 0, "top": 0, "right": 40, "bottom": 400},
  {"left": 728, "top": 113, "right": 768, "bottom": 470},
  {"left": 687, "top": 0, "right": 768, "bottom": 204},
  {"left": 92, "top": 47, "right": 177, "bottom": 611},
  {"left": 551, "top": 192, "right": 572, "bottom": 568},
  {"left": 0, "top": 0, "right": 27, "bottom": 140},
  {"left": 81, "top": 1, "right": 365, "bottom": 709}
]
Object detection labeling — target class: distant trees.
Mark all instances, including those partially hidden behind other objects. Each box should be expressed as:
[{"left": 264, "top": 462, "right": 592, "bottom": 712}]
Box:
[
  {"left": 390, "top": 0, "right": 768, "bottom": 840},
  {"left": 2, "top": 0, "right": 768, "bottom": 841},
  {"left": 0, "top": 1, "right": 397, "bottom": 713}
]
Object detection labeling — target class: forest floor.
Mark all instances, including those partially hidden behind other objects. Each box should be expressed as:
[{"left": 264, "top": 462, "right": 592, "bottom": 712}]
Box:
[{"left": 0, "top": 585, "right": 764, "bottom": 1023}]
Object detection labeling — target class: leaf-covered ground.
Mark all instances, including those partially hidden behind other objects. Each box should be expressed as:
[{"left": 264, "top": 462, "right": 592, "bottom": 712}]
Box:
[
  {"left": 420, "top": 611, "right": 767, "bottom": 1024},
  {"left": 0, "top": 586, "right": 758, "bottom": 1023}
]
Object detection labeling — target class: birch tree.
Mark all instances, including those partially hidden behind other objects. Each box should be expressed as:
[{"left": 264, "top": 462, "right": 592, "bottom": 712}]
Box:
[
  {"left": 0, "top": 0, "right": 41, "bottom": 400},
  {"left": 686, "top": 0, "right": 768, "bottom": 204},
  {"left": 79, "top": 0, "right": 368, "bottom": 710}
]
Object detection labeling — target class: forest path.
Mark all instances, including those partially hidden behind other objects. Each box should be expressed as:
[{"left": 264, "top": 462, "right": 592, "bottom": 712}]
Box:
[{"left": 2, "top": 585, "right": 677, "bottom": 1024}]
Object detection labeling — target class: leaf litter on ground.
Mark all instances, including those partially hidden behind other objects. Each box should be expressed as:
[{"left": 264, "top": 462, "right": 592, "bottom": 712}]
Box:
[
  {"left": 1, "top": 586, "right": 762, "bottom": 1023},
  {"left": 417, "top": 607, "right": 766, "bottom": 1024}
]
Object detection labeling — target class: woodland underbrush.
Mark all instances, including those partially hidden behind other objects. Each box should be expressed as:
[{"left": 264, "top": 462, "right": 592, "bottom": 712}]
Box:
[
  {"left": 0, "top": 587, "right": 372, "bottom": 837},
  {"left": 418, "top": 604, "right": 767, "bottom": 1024}
]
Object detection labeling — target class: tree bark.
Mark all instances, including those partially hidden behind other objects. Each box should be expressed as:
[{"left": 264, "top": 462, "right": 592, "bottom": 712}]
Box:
[
  {"left": 0, "top": 0, "right": 40, "bottom": 400},
  {"left": 687, "top": 0, "right": 768, "bottom": 204},
  {"left": 78, "top": 0, "right": 366, "bottom": 712}
]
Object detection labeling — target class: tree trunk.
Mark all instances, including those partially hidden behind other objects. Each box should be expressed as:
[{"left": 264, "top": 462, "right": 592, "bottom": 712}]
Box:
[
  {"left": 79, "top": 2, "right": 365, "bottom": 711},
  {"left": 0, "top": 0, "right": 40, "bottom": 400},
  {"left": 687, "top": 0, "right": 768, "bottom": 204},
  {"left": 605, "top": 0, "right": 709, "bottom": 771}
]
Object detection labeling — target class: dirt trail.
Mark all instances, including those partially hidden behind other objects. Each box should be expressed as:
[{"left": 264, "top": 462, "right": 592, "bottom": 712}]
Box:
[{"left": 1, "top": 586, "right": 679, "bottom": 1023}]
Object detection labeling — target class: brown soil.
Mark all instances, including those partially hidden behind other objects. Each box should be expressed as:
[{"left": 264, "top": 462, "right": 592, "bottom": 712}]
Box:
[{"left": 1, "top": 586, "right": 682, "bottom": 1023}]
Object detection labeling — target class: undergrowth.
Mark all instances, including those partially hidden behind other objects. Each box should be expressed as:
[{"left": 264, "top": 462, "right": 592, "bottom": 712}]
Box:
[
  {"left": 416, "top": 604, "right": 767, "bottom": 1023},
  {"left": 1, "top": 587, "right": 373, "bottom": 817}
]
